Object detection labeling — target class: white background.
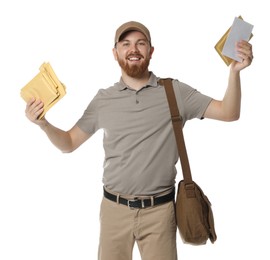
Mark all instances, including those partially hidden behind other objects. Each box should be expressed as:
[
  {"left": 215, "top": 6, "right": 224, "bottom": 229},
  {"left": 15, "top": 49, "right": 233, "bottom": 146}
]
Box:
[{"left": 0, "top": 0, "right": 269, "bottom": 259}]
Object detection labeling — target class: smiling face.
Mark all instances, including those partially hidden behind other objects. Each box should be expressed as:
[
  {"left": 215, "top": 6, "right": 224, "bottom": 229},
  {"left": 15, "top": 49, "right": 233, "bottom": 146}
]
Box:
[{"left": 113, "top": 30, "right": 154, "bottom": 78}]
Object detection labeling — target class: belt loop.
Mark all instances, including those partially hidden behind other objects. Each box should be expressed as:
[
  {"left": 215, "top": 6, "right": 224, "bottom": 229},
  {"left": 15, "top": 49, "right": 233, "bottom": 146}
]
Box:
[
  {"left": 116, "top": 194, "right": 120, "bottom": 204},
  {"left": 150, "top": 196, "right": 154, "bottom": 207}
]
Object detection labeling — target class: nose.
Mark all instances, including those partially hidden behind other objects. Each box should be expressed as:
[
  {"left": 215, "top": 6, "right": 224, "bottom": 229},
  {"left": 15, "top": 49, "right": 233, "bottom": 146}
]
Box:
[{"left": 129, "top": 43, "right": 139, "bottom": 52}]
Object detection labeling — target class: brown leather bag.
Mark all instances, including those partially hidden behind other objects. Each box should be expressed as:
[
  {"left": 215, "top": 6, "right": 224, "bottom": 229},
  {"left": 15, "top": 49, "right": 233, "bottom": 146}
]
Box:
[{"left": 160, "top": 78, "right": 217, "bottom": 245}]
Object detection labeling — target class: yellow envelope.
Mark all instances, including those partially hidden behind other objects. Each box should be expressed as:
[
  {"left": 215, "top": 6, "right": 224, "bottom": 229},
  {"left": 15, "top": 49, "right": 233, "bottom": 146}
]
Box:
[
  {"left": 215, "top": 16, "right": 253, "bottom": 66},
  {"left": 20, "top": 62, "right": 66, "bottom": 119}
]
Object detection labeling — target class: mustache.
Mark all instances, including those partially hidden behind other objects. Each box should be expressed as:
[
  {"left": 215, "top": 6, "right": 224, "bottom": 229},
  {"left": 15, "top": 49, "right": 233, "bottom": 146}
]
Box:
[{"left": 126, "top": 53, "right": 144, "bottom": 59}]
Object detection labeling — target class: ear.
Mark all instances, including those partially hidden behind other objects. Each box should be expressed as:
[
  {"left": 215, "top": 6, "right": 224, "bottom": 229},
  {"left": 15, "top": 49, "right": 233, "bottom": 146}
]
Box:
[
  {"left": 112, "top": 47, "right": 118, "bottom": 61},
  {"left": 149, "top": 46, "right": 154, "bottom": 59}
]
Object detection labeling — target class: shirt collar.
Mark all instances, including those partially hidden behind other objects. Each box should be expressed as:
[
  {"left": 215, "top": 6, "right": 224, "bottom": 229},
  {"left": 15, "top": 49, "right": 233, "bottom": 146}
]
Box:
[{"left": 114, "top": 72, "right": 159, "bottom": 91}]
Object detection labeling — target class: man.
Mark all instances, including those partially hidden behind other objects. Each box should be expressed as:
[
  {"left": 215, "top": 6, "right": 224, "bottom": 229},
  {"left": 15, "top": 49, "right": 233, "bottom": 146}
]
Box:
[{"left": 25, "top": 21, "right": 253, "bottom": 260}]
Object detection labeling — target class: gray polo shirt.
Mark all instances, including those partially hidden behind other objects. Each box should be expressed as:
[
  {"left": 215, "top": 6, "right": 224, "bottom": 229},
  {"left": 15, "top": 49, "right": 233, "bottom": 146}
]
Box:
[{"left": 76, "top": 72, "right": 212, "bottom": 195}]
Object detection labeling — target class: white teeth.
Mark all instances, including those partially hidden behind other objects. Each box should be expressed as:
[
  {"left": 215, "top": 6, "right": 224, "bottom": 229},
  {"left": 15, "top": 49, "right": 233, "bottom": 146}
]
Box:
[{"left": 128, "top": 57, "right": 140, "bottom": 61}]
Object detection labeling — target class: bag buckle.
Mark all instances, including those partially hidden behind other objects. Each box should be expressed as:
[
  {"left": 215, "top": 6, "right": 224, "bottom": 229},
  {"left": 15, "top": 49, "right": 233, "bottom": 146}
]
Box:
[
  {"left": 172, "top": 115, "right": 182, "bottom": 122},
  {"left": 185, "top": 183, "right": 196, "bottom": 198}
]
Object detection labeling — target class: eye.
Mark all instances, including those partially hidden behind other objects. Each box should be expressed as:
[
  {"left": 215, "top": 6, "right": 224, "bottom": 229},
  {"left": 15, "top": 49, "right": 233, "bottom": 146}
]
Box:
[
  {"left": 137, "top": 41, "right": 146, "bottom": 46},
  {"left": 122, "top": 42, "right": 130, "bottom": 47}
]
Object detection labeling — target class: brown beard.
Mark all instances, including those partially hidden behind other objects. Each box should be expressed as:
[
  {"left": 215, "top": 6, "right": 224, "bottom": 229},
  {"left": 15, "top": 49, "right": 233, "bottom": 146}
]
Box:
[{"left": 118, "top": 56, "right": 150, "bottom": 78}]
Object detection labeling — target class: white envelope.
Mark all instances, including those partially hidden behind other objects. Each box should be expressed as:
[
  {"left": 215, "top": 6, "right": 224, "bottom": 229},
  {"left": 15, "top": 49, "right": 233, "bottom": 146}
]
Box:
[{"left": 222, "top": 17, "right": 254, "bottom": 62}]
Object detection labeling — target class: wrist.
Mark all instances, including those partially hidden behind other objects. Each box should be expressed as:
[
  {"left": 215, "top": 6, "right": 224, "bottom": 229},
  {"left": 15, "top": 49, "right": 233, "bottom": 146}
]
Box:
[{"left": 39, "top": 118, "right": 49, "bottom": 130}]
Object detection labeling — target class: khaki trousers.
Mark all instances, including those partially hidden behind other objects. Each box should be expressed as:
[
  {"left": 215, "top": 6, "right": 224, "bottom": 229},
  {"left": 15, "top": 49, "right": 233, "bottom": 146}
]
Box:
[{"left": 98, "top": 194, "right": 177, "bottom": 260}]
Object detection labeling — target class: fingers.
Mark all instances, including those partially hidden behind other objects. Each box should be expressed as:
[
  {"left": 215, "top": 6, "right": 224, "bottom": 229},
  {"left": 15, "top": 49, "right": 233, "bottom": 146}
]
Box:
[
  {"left": 236, "top": 40, "right": 253, "bottom": 64},
  {"left": 25, "top": 98, "right": 44, "bottom": 122}
]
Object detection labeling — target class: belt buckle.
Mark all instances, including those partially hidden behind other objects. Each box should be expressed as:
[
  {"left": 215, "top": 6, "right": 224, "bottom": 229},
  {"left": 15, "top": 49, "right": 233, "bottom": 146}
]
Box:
[{"left": 128, "top": 198, "right": 145, "bottom": 209}]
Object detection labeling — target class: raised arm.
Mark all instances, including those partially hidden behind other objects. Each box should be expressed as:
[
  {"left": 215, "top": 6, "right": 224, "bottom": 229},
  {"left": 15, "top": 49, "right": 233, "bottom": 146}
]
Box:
[
  {"left": 25, "top": 98, "right": 91, "bottom": 153},
  {"left": 204, "top": 40, "right": 253, "bottom": 121}
]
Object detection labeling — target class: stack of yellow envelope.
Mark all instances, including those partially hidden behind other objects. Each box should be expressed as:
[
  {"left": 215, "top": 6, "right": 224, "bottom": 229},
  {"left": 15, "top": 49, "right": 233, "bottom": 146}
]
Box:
[
  {"left": 215, "top": 16, "right": 253, "bottom": 66},
  {"left": 215, "top": 26, "right": 234, "bottom": 66},
  {"left": 20, "top": 62, "right": 66, "bottom": 119}
]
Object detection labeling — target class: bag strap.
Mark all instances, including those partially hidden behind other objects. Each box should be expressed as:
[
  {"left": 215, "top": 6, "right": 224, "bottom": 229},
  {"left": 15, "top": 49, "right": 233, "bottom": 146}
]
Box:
[{"left": 159, "top": 78, "right": 196, "bottom": 196}]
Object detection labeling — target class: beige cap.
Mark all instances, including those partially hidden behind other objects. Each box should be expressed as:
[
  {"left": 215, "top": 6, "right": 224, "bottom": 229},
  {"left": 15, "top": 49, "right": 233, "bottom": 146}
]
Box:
[{"left": 114, "top": 21, "right": 151, "bottom": 45}]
